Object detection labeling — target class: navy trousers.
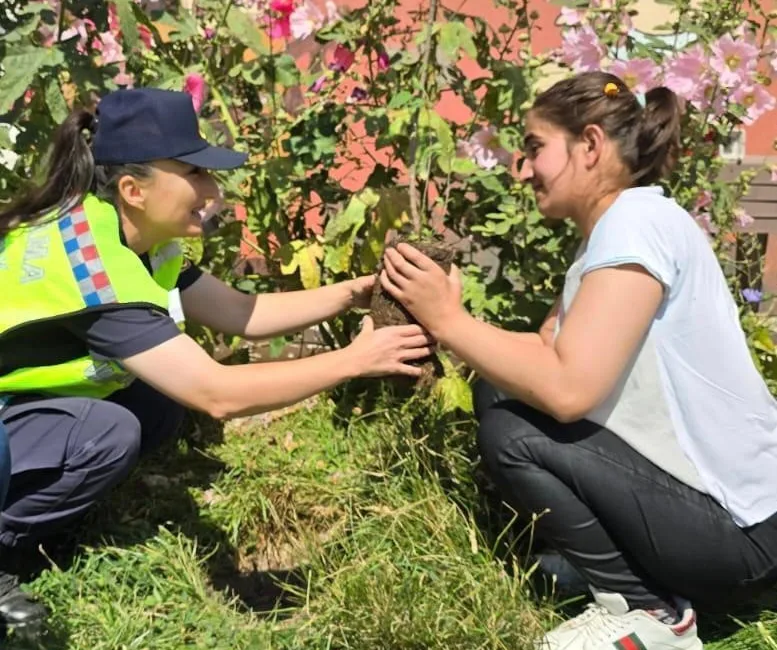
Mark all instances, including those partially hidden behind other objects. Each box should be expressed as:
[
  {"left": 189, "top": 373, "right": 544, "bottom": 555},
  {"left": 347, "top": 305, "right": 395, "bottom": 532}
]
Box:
[
  {"left": 0, "top": 381, "right": 184, "bottom": 548},
  {"left": 0, "top": 425, "right": 9, "bottom": 511}
]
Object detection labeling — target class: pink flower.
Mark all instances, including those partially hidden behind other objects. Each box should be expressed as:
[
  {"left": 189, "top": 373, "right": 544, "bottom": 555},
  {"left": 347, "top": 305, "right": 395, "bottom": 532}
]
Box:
[
  {"left": 694, "top": 189, "right": 713, "bottom": 213},
  {"left": 662, "top": 45, "right": 715, "bottom": 109},
  {"left": 694, "top": 212, "right": 717, "bottom": 235},
  {"left": 325, "top": 0, "right": 340, "bottom": 22},
  {"left": 60, "top": 17, "right": 96, "bottom": 54},
  {"left": 459, "top": 126, "right": 513, "bottom": 170},
  {"left": 94, "top": 31, "right": 125, "bottom": 65},
  {"left": 330, "top": 44, "right": 355, "bottom": 72},
  {"left": 608, "top": 58, "right": 661, "bottom": 95},
  {"left": 138, "top": 24, "right": 154, "bottom": 49},
  {"left": 378, "top": 50, "right": 390, "bottom": 71},
  {"left": 734, "top": 207, "right": 754, "bottom": 228},
  {"left": 771, "top": 164, "right": 777, "bottom": 183},
  {"left": 290, "top": 0, "right": 325, "bottom": 40},
  {"left": 108, "top": 3, "right": 121, "bottom": 33},
  {"left": 203, "top": 26, "right": 216, "bottom": 40},
  {"left": 558, "top": 25, "right": 605, "bottom": 73},
  {"left": 556, "top": 7, "right": 583, "bottom": 26},
  {"left": 709, "top": 34, "right": 758, "bottom": 88},
  {"left": 731, "top": 83, "right": 775, "bottom": 125},
  {"left": 183, "top": 72, "right": 207, "bottom": 114}
]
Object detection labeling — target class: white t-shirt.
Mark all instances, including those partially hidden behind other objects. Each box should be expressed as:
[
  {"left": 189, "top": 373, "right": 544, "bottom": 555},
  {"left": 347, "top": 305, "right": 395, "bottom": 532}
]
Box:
[{"left": 556, "top": 185, "right": 777, "bottom": 527}]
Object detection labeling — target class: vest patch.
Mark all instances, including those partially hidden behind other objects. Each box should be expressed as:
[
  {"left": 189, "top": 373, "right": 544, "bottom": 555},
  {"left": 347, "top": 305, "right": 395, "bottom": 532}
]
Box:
[
  {"left": 20, "top": 231, "right": 49, "bottom": 283},
  {"left": 59, "top": 206, "right": 118, "bottom": 306}
]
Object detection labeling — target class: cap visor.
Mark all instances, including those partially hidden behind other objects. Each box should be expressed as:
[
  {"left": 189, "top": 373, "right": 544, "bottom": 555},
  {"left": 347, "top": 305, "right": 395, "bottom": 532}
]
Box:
[{"left": 174, "top": 145, "right": 248, "bottom": 170}]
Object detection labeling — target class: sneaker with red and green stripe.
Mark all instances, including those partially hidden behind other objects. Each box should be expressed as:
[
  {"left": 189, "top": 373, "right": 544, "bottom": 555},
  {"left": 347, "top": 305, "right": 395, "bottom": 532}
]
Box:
[{"left": 537, "top": 589, "right": 704, "bottom": 650}]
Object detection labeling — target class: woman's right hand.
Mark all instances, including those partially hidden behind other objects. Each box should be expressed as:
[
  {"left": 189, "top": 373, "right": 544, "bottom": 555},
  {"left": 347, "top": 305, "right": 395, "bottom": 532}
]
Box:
[{"left": 347, "top": 316, "right": 435, "bottom": 378}]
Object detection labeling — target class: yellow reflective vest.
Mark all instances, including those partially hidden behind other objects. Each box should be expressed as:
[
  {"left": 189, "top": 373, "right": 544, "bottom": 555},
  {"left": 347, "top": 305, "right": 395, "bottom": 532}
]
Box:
[{"left": 0, "top": 194, "right": 184, "bottom": 399}]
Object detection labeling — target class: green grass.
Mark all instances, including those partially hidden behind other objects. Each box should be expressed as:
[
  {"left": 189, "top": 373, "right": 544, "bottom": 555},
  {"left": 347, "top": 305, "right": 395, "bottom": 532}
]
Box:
[{"left": 5, "top": 387, "right": 777, "bottom": 649}]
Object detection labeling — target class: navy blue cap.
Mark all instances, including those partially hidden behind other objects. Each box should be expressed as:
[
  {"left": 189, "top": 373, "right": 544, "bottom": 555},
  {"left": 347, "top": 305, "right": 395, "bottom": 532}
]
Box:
[{"left": 92, "top": 88, "right": 247, "bottom": 170}]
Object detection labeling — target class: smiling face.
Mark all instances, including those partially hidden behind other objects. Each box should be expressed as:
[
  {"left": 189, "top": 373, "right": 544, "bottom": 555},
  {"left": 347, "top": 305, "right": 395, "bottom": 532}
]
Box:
[
  {"left": 117, "top": 159, "right": 220, "bottom": 244},
  {"left": 519, "top": 113, "right": 586, "bottom": 220}
]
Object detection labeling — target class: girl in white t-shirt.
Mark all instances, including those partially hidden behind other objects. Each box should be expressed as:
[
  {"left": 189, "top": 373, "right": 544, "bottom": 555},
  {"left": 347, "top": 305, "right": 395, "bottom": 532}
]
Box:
[{"left": 379, "top": 70, "right": 777, "bottom": 650}]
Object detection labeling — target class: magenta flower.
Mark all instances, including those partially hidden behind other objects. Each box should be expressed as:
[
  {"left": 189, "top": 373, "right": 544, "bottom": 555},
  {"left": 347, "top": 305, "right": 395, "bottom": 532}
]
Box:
[
  {"left": 183, "top": 72, "right": 207, "bottom": 114},
  {"left": 558, "top": 25, "right": 605, "bottom": 73},
  {"left": 266, "top": 0, "right": 294, "bottom": 39},
  {"left": 710, "top": 34, "right": 758, "bottom": 88},
  {"left": 731, "top": 83, "right": 775, "bottom": 125},
  {"left": 378, "top": 50, "right": 390, "bottom": 71},
  {"left": 347, "top": 87, "right": 369, "bottom": 103},
  {"left": 458, "top": 126, "right": 512, "bottom": 170},
  {"left": 330, "top": 44, "right": 355, "bottom": 72},
  {"left": 309, "top": 74, "right": 327, "bottom": 93},
  {"left": 608, "top": 58, "right": 661, "bottom": 95}
]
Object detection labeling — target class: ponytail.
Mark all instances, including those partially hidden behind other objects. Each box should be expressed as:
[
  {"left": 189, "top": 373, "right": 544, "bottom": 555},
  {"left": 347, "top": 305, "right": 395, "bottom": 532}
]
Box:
[
  {"left": 0, "top": 108, "right": 96, "bottom": 237},
  {"left": 632, "top": 87, "right": 681, "bottom": 186}
]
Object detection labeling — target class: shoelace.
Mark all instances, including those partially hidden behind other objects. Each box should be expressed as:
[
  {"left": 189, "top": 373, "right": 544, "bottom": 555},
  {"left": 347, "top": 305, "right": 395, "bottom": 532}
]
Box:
[
  {"left": 555, "top": 603, "right": 609, "bottom": 631},
  {"left": 579, "top": 609, "right": 634, "bottom": 644}
]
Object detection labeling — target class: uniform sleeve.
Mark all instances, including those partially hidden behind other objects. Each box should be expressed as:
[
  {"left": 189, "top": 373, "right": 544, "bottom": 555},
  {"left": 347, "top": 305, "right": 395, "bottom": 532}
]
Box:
[
  {"left": 581, "top": 211, "right": 678, "bottom": 290},
  {"left": 176, "top": 261, "right": 203, "bottom": 291},
  {"left": 64, "top": 307, "right": 182, "bottom": 359}
]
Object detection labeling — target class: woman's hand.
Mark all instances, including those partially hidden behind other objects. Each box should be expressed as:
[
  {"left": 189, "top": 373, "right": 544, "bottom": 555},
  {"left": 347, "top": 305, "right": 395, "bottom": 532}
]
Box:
[
  {"left": 346, "top": 316, "right": 435, "bottom": 377},
  {"left": 379, "top": 243, "right": 465, "bottom": 338},
  {"left": 348, "top": 274, "right": 377, "bottom": 310}
]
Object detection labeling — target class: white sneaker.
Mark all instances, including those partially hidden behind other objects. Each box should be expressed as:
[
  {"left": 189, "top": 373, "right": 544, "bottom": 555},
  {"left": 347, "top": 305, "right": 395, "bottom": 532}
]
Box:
[{"left": 537, "top": 588, "right": 704, "bottom": 650}]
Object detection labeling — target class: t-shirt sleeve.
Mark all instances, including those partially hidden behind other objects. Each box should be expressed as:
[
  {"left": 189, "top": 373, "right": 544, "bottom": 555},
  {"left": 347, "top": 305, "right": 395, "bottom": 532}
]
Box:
[
  {"left": 176, "top": 261, "right": 204, "bottom": 291},
  {"left": 64, "top": 308, "right": 182, "bottom": 359},
  {"left": 581, "top": 211, "right": 677, "bottom": 290}
]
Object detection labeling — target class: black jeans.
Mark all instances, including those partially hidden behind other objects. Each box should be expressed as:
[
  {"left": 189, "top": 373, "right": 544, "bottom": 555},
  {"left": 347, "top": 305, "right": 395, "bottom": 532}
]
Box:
[
  {"left": 474, "top": 379, "right": 777, "bottom": 611},
  {"left": 0, "top": 381, "right": 184, "bottom": 549}
]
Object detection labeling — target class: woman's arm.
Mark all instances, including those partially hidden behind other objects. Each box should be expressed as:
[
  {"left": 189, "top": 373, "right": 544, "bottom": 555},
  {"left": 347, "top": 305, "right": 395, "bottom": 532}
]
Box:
[
  {"left": 121, "top": 317, "right": 433, "bottom": 420},
  {"left": 180, "top": 272, "right": 374, "bottom": 339},
  {"left": 381, "top": 244, "right": 663, "bottom": 422}
]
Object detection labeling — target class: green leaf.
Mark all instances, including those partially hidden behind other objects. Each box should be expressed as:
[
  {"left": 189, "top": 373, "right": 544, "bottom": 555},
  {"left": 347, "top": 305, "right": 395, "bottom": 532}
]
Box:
[
  {"left": 268, "top": 336, "right": 287, "bottom": 358},
  {"left": 324, "top": 189, "right": 379, "bottom": 241},
  {"left": 268, "top": 54, "right": 300, "bottom": 87},
  {"left": 433, "top": 374, "right": 473, "bottom": 413},
  {"left": 44, "top": 78, "right": 68, "bottom": 123},
  {"left": 0, "top": 126, "right": 14, "bottom": 150},
  {"left": 114, "top": 0, "right": 139, "bottom": 51},
  {"left": 436, "top": 22, "right": 477, "bottom": 67},
  {"left": 156, "top": 12, "right": 199, "bottom": 41},
  {"left": 226, "top": 8, "right": 269, "bottom": 56},
  {"left": 0, "top": 46, "right": 63, "bottom": 114},
  {"left": 388, "top": 90, "right": 414, "bottom": 109}
]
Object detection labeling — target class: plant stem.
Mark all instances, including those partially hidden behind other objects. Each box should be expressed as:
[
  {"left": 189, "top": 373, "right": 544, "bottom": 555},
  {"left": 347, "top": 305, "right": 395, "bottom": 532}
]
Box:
[
  {"left": 209, "top": 82, "right": 240, "bottom": 143},
  {"left": 57, "top": 0, "right": 68, "bottom": 43},
  {"left": 408, "top": 0, "right": 439, "bottom": 235}
]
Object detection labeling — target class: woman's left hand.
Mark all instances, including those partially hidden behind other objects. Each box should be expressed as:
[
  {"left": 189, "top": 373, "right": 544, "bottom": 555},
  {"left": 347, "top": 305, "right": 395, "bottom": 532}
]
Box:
[{"left": 380, "top": 243, "right": 464, "bottom": 337}]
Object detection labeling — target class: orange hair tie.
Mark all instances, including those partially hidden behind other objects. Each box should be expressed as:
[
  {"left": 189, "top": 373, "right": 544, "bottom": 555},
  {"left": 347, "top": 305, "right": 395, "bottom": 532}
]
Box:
[{"left": 604, "top": 82, "right": 619, "bottom": 97}]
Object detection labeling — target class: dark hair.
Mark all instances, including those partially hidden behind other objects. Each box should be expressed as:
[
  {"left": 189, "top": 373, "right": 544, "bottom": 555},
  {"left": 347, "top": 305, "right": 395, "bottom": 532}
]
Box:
[
  {"left": 531, "top": 71, "right": 682, "bottom": 187},
  {"left": 0, "top": 108, "right": 153, "bottom": 238}
]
